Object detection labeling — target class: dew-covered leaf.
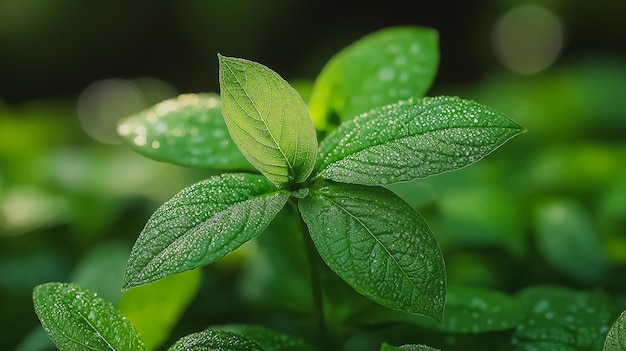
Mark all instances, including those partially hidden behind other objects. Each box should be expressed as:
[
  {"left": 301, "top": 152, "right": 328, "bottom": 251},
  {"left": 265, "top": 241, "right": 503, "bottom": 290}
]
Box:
[
  {"left": 218, "top": 55, "right": 317, "bottom": 187},
  {"left": 123, "top": 173, "right": 289, "bottom": 289},
  {"left": 298, "top": 182, "right": 446, "bottom": 321},
  {"left": 534, "top": 199, "right": 610, "bottom": 283},
  {"left": 33, "top": 282, "right": 144, "bottom": 351},
  {"left": 119, "top": 269, "right": 201, "bottom": 351},
  {"left": 604, "top": 310, "right": 626, "bottom": 351},
  {"left": 308, "top": 26, "right": 439, "bottom": 130},
  {"left": 381, "top": 343, "right": 440, "bottom": 351},
  {"left": 167, "top": 329, "right": 264, "bottom": 351},
  {"left": 117, "top": 93, "right": 252, "bottom": 169},
  {"left": 512, "top": 285, "right": 614, "bottom": 351},
  {"left": 214, "top": 324, "right": 318, "bottom": 351},
  {"left": 314, "top": 96, "right": 524, "bottom": 185}
]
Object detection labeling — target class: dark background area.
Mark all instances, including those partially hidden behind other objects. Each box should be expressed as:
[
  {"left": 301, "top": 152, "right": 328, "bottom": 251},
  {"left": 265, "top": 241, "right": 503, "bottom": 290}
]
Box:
[{"left": 1, "top": 0, "right": 624, "bottom": 106}]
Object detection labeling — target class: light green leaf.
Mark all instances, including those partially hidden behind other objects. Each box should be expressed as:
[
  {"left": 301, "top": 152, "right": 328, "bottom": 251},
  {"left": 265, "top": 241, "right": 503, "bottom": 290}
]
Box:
[
  {"left": 214, "top": 324, "right": 318, "bottom": 351},
  {"left": 167, "top": 329, "right": 264, "bottom": 351},
  {"left": 512, "top": 285, "right": 614, "bottom": 351},
  {"left": 309, "top": 26, "right": 439, "bottom": 130},
  {"left": 534, "top": 199, "right": 610, "bottom": 283},
  {"left": 123, "top": 173, "right": 289, "bottom": 289},
  {"left": 33, "top": 282, "right": 144, "bottom": 351},
  {"left": 218, "top": 55, "right": 317, "bottom": 187},
  {"left": 299, "top": 182, "right": 446, "bottom": 321},
  {"left": 117, "top": 93, "right": 252, "bottom": 169},
  {"left": 314, "top": 96, "right": 524, "bottom": 185},
  {"left": 381, "top": 343, "right": 440, "bottom": 351},
  {"left": 604, "top": 311, "right": 626, "bottom": 351},
  {"left": 118, "top": 269, "right": 201, "bottom": 351}
]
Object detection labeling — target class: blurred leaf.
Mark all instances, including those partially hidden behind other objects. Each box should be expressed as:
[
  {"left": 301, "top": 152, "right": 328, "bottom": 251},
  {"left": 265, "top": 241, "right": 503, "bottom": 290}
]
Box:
[
  {"left": 299, "top": 182, "right": 446, "bottom": 322},
  {"left": 313, "top": 96, "right": 525, "bottom": 185},
  {"left": 218, "top": 55, "right": 317, "bottom": 187},
  {"left": 214, "top": 324, "right": 317, "bottom": 351},
  {"left": 381, "top": 343, "right": 440, "bottom": 351},
  {"left": 603, "top": 310, "right": 626, "bottom": 351},
  {"left": 118, "top": 93, "right": 252, "bottom": 169},
  {"left": 33, "top": 282, "right": 144, "bottom": 351},
  {"left": 512, "top": 285, "right": 614, "bottom": 351},
  {"left": 167, "top": 329, "right": 263, "bottom": 351},
  {"left": 14, "top": 327, "right": 55, "bottom": 351},
  {"left": 124, "top": 173, "right": 289, "bottom": 289},
  {"left": 0, "top": 247, "right": 70, "bottom": 293},
  {"left": 534, "top": 199, "right": 610, "bottom": 283},
  {"left": 309, "top": 26, "right": 439, "bottom": 130},
  {"left": 118, "top": 269, "right": 201, "bottom": 351}
]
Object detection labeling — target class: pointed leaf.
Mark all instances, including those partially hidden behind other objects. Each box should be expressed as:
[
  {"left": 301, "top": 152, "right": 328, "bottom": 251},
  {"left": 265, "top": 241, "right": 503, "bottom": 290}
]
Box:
[
  {"left": 299, "top": 182, "right": 446, "bottom": 321},
  {"left": 381, "top": 343, "right": 440, "bottom": 351},
  {"left": 124, "top": 173, "right": 289, "bottom": 289},
  {"left": 33, "top": 282, "right": 144, "bottom": 351},
  {"left": 604, "top": 311, "right": 626, "bottom": 351},
  {"left": 167, "top": 329, "right": 264, "bottom": 351},
  {"left": 309, "top": 26, "right": 439, "bottom": 130},
  {"left": 214, "top": 324, "right": 318, "bottom": 351},
  {"left": 218, "top": 55, "right": 317, "bottom": 187},
  {"left": 314, "top": 96, "right": 524, "bottom": 185},
  {"left": 118, "top": 269, "right": 201, "bottom": 351},
  {"left": 117, "top": 93, "right": 252, "bottom": 169}
]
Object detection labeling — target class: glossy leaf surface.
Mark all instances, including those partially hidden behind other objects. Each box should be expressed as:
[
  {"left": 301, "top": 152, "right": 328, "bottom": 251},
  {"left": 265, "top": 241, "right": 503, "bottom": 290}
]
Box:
[
  {"left": 314, "top": 96, "right": 524, "bottom": 185},
  {"left": 309, "top": 26, "right": 439, "bottom": 130},
  {"left": 219, "top": 55, "right": 317, "bottom": 187},
  {"left": 167, "top": 329, "right": 263, "bottom": 351},
  {"left": 124, "top": 173, "right": 289, "bottom": 289},
  {"left": 117, "top": 93, "right": 251, "bottom": 169},
  {"left": 381, "top": 343, "right": 440, "bottom": 351},
  {"left": 604, "top": 311, "right": 626, "bottom": 351},
  {"left": 33, "top": 282, "right": 144, "bottom": 351},
  {"left": 299, "top": 182, "right": 445, "bottom": 321},
  {"left": 215, "top": 324, "right": 317, "bottom": 351}
]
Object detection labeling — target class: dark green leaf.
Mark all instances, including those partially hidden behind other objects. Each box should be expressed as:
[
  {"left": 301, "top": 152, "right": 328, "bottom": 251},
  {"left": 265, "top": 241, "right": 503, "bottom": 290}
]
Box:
[
  {"left": 117, "top": 93, "right": 252, "bottom": 169},
  {"left": 167, "top": 329, "right": 264, "bottom": 351},
  {"left": 381, "top": 343, "right": 440, "bottom": 351},
  {"left": 218, "top": 55, "right": 317, "bottom": 187},
  {"left": 512, "top": 285, "right": 614, "bottom": 351},
  {"left": 299, "top": 182, "right": 445, "bottom": 321},
  {"left": 604, "top": 311, "right": 626, "bottom": 351},
  {"left": 308, "top": 26, "right": 439, "bottom": 130},
  {"left": 214, "top": 324, "right": 317, "bottom": 351},
  {"left": 118, "top": 269, "right": 201, "bottom": 351},
  {"left": 314, "top": 96, "right": 524, "bottom": 185},
  {"left": 33, "top": 282, "right": 144, "bottom": 351},
  {"left": 124, "top": 173, "right": 289, "bottom": 289}
]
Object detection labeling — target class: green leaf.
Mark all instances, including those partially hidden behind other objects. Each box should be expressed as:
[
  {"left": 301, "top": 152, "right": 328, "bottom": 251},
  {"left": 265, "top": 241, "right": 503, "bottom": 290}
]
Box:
[
  {"left": 381, "top": 343, "right": 440, "bottom": 351},
  {"left": 117, "top": 93, "right": 252, "bottom": 169},
  {"left": 123, "top": 173, "right": 289, "bottom": 289},
  {"left": 534, "top": 199, "right": 610, "bottom": 283},
  {"left": 167, "top": 329, "right": 264, "bottom": 351},
  {"left": 314, "top": 96, "right": 524, "bottom": 185},
  {"left": 604, "top": 311, "right": 626, "bottom": 351},
  {"left": 214, "top": 324, "right": 318, "bottom": 351},
  {"left": 512, "top": 285, "right": 614, "bottom": 351},
  {"left": 33, "top": 282, "right": 144, "bottom": 351},
  {"left": 299, "top": 182, "right": 446, "bottom": 321},
  {"left": 218, "top": 55, "right": 318, "bottom": 187},
  {"left": 309, "top": 26, "right": 439, "bottom": 130},
  {"left": 118, "top": 269, "right": 201, "bottom": 351}
]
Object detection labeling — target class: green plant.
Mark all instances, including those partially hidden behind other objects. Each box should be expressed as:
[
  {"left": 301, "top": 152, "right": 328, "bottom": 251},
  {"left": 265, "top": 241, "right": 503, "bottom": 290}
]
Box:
[{"left": 30, "top": 26, "right": 623, "bottom": 351}]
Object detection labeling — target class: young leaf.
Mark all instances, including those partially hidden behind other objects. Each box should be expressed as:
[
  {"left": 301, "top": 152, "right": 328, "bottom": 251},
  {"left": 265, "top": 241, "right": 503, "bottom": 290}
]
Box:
[
  {"left": 309, "top": 26, "right": 439, "bottom": 130},
  {"left": 167, "top": 329, "right": 264, "bottom": 351},
  {"left": 381, "top": 343, "right": 440, "bottom": 351},
  {"left": 604, "top": 311, "right": 626, "bottom": 351},
  {"left": 118, "top": 269, "right": 201, "bottom": 351},
  {"left": 117, "top": 93, "right": 252, "bottom": 169},
  {"left": 299, "top": 182, "right": 446, "bottom": 322},
  {"left": 33, "top": 282, "right": 144, "bottom": 351},
  {"left": 214, "top": 324, "right": 318, "bottom": 351},
  {"left": 314, "top": 96, "right": 525, "bottom": 185},
  {"left": 512, "top": 285, "right": 614, "bottom": 351},
  {"left": 124, "top": 173, "right": 289, "bottom": 289},
  {"left": 218, "top": 55, "right": 317, "bottom": 187}
]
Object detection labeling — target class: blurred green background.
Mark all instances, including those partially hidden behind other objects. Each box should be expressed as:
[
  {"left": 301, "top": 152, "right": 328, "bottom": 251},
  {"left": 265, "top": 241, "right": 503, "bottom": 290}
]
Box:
[{"left": 1, "top": 0, "right": 625, "bottom": 350}]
